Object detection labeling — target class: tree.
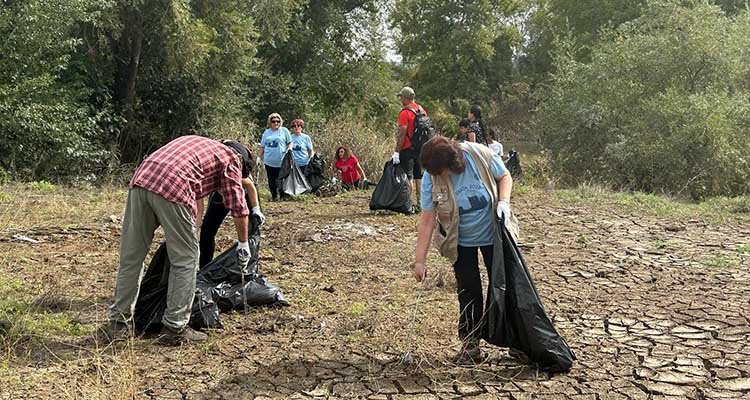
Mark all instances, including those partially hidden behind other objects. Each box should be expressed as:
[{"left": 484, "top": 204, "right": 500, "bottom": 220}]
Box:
[
  {"left": 392, "top": 0, "right": 523, "bottom": 102},
  {"left": 0, "top": 0, "right": 112, "bottom": 179},
  {"left": 535, "top": 0, "right": 750, "bottom": 197}
]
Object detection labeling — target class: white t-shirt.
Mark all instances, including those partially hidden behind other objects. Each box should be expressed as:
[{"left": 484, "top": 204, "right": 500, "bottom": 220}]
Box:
[{"left": 489, "top": 142, "right": 503, "bottom": 156}]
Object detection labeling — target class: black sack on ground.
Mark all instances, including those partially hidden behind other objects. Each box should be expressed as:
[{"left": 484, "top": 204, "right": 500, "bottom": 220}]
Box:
[
  {"left": 482, "top": 217, "right": 576, "bottom": 373},
  {"left": 133, "top": 243, "right": 222, "bottom": 332},
  {"left": 305, "top": 154, "right": 326, "bottom": 193},
  {"left": 134, "top": 215, "right": 288, "bottom": 332},
  {"left": 369, "top": 160, "right": 412, "bottom": 214},
  {"left": 504, "top": 150, "right": 522, "bottom": 179},
  {"left": 198, "top": 241, "right": 289, "bottom": 313},
  {"left": 279, "top": 152, "right": 311, "bottom": 196}
]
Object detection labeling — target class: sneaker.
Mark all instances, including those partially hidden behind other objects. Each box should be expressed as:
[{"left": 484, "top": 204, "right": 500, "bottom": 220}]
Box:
[
  {"left": 453, "top": 339, "right": 485, "bottom": 366},
  {"left": 101, "top": 320, "right": 133, "bottom": 341},
  {"left": 158, "top": 325, "right": 208, "bottom": 346}
]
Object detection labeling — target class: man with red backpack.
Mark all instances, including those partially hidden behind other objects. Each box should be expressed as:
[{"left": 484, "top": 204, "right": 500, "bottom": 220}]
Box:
[{"left": 393, "top": 86, "right": 433, "bottom": 212}]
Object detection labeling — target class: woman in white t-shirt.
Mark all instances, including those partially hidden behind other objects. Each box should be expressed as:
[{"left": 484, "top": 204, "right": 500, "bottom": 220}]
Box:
[{"left": 487, "top": 128, "right": 504, "bottom": 158}]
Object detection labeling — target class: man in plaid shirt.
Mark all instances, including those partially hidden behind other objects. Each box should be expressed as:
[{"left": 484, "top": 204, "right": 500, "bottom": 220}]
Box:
[{"left": 108, "top": 135, "right": 253, "bottom": 345}]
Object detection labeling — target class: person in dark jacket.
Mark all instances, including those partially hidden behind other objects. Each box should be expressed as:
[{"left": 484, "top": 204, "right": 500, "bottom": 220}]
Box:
[{"left": 198, "top": 141, "right": 265, "bottom": 269}]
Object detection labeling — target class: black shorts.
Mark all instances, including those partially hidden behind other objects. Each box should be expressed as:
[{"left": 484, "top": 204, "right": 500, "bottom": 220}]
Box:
[{"left": 399, "top": 148, "right": 423, "bottom": 180}]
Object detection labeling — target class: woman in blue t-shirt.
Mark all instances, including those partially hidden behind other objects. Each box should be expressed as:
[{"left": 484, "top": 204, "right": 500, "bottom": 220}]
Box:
[
  {"left": 413, "top": 136, "right": 513, "bottom": 365},
  {"left": 289, "top": 118, "right": 314, "bottom": 173},
  {"left": 259, "top": 113, "right": 293, "bottom": 201}
]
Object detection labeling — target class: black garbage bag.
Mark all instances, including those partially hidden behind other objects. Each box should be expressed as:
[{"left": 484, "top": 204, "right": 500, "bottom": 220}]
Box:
[
  {"left": 504, "top": 150, "right": 522, "bottom": 179},
  {"left": 198, "top": 242, "right": 289, "bottom": 313},
  {"left": 482, "top": 218, "right": 576, "bottom": 373},
  {"left": 278, "top": 152, "right": 311, "bottom": 196},
  {"left": 133, "top": 243, "right": 223, "bottom": 332},
  {"left": 369, "top": 161, "right": 412, "bottom": 214},
  {"left": 134, "top": 215, "right": 288, "bottom": 332},
  {"left": 305, "top": 154, "right": 327, "bottom": 193}
]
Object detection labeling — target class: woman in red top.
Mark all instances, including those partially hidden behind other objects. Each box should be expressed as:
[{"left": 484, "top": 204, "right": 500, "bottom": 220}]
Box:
[{"left": 334, "top": 146, "right": 368, "bottom": 190}]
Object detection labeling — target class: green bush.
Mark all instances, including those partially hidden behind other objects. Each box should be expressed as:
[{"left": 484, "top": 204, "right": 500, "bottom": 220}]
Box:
[
  {"left": 536, "top": 0, "right": 750, "bottom": 198},
  {"left": 0, "top": 0, "right": 112, "bottom": 181}
]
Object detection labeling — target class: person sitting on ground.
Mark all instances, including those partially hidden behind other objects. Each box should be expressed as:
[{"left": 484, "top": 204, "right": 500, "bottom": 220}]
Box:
[
  {"left": 198, "top": 141, "right": 265, "bottom": 269},
  {"left": 334, "top": 146, "right": 368, "bottom": 190},
  {"left": 487, "top": 128, "right": 504, "bottom": 159},
  {"left": 289, "top": 118, "right": 314, "bottom": 174},
  {"left": 259, "top": 113, "right": 293, "bottom": 201},
  {"left": 412, "top": 136, "right": 513, "bottom": 365},
  {"left": 108, "top": 135, "right": 252, "bottom": 346},
  {"left": 457, "top": 118, "right": 472, "bottom": 142},
  {"left": 467, "top": 104, "right": 488, "bottom": 145}
]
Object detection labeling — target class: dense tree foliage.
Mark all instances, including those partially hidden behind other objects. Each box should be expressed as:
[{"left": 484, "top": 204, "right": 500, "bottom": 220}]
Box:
[
  {"left": 536, "top": 0, "right": 750, "bottom": 197},
  {"left": 3, "top": 0, "right": 750, "bottom": 198}
]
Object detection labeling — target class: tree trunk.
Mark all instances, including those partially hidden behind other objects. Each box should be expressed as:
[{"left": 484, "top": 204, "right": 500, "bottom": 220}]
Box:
[{"left": 110, "top": 3, "right": 144, "bottom": 162}]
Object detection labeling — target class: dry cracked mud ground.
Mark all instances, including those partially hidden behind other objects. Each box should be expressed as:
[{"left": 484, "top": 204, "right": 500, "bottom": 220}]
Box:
[{"left": 0, "top": 186, "right": 749, "bottom": 399}]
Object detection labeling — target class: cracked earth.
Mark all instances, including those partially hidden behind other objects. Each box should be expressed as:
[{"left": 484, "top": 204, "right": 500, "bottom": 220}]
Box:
[{"left": 1, "top": 188, "right": 749, "bottom": 399}]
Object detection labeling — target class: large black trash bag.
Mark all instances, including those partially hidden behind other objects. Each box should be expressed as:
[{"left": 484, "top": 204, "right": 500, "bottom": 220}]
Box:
[
  {"left": 197, "top": 240, "right": 289, "bottom": 313},
  {"left": 133, "top": 244, "right": 222, "bottom": 332},
  {"left": 305, "top": 154, "right": 327, "bottom": 193},
  {"left": 482, "top": 218, "right": 576, "bottom": 373},
  {"left": 278, "top": 152, "right": 311, "bottom": 196},
  {"left": 504, "top": 150, "right": 522, "bottom": 179},
  {"left": 369, "top": 160, "right": 412, "bottom": 214},
  {"left": 134, "top": 215, "right": 288, "bottom": 332}
]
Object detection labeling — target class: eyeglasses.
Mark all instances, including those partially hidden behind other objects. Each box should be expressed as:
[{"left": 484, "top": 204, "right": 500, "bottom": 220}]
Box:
[{"left": 271, "top": 119, "right": 281, "bottom": 123}]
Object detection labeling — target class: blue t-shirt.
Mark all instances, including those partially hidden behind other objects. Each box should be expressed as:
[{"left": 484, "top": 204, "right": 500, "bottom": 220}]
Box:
[
  {"left": 260, "top": 127, "right": 292, "bottom": 168},
  {"left": 291, "top": 133, "right": 313, "bottom": 167},
  {"left": 421, "top": 150, "right": 508, "bottom": 247}
]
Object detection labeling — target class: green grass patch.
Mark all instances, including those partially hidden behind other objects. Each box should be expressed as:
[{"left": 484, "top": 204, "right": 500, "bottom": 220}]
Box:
[
  {"left": 0, "top": 275, "right": 91, "bottom": 348},
  {"left": 736, "top": 244, "right": 750, "bottom": 255},
  {"left": 349, "top": 302, "right": 366, "bottom": 316},
  {"left": 702, "top": 256, "right": 736, "bottom": 269},
  {"left": 553, "top": 184, "right": 750, "bottom": 222},
  {"left": 25, "top": 181, "right": 56, "bottom": 191}
]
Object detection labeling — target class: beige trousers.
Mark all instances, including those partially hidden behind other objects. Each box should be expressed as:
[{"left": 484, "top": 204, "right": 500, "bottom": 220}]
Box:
[{"left": 109, "top": 187, "right": 198, "bottom": 330}]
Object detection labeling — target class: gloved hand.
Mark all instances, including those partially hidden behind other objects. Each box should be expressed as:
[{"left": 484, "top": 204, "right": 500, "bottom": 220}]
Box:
[
  {"left": 496, "top": 199, "right": 511, "bottom": 223},
  {"left": 237, "top": 241, "right": 251, "bottom": 272},
  {"left": 391, "top": 152, "right": 400, "bottom": 165},
  {"left": 252, "top": 206, "right": 265, "bottom": 225}
]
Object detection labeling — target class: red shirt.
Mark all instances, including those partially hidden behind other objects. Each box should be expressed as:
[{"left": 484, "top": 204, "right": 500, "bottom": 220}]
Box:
[
  {"left": 335, "top": 156, "right": 361, "bottom": 185},
  {"left": 397, "top": 101, "right": 427, "bottom": 151},
  {"left": 130, "top": 135, "right": 249, "bottom": 219}
]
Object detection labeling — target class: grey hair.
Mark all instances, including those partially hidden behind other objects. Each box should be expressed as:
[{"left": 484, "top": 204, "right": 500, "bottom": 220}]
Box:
[{"left": 266, "top": 113, "right": 284, "bottom": 128}]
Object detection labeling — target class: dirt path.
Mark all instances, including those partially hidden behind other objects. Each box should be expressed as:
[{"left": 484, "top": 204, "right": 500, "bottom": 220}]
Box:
[{"left": 1, "top": 188, "right": 749, "bottom": 399}]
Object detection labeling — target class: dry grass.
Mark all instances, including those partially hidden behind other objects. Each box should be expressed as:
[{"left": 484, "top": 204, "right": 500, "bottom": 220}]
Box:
[{"left": 1, "top": 182, "right": 749, "bottom": 397}]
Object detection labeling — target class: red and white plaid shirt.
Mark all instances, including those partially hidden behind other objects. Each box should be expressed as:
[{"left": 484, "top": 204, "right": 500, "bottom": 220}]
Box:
[{"left": 130, "top": 135, "right": 249, "bottom": 219}]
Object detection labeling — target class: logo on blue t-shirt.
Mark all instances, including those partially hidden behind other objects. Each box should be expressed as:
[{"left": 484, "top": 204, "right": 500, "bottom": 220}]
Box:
[
  {"left": 266, "top": 140, "right": 279, "bottom": 148},
  {"left": 293, "top": 144, "right": 303, "bottom": 152}
]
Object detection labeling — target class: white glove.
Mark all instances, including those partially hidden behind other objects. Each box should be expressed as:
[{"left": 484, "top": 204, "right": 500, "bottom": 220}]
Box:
[
  {"left": 237, "top": 241, "right": 251, "bottom": 271},
  {"left": 496, "top": 199, "right": 511, "bottom": 223},
  {"left": 252, "top": 206, "right": 265, "bottom": 225},
  {"left": 391, "top": 152, "right": 400, "bottom": 165}
]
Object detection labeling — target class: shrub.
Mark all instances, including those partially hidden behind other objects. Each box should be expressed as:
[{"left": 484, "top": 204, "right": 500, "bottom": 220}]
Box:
[
  {"left": 535, "top": 0, "right": 750, "bottom": 198},
  {"left": 307, "top": 114, "right": 394, "bottom": 181}
]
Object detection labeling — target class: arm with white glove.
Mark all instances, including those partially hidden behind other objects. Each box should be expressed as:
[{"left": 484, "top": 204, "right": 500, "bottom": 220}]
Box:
[
  {"left": 495, "top": 171, "right": 513, "bottom": 224},
  {"left": 241, "top": 178, "right": 264, "bottom": 226}
]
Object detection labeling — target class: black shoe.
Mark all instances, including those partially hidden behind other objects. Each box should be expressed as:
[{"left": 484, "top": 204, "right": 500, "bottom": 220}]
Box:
[
  {"left": 101, "top": 320, "right": 133, "bottom": 341},
  {"left": 158, "top": 325, "right": 208, "bottom": 346},
  {"left": 453, "top": 339, "right": 486, "bottom": 366}
]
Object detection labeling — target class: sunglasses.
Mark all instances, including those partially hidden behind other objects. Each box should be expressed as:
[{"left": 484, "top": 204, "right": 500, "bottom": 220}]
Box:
[
  {"left": 291, "top": 125, "right": 302, "bottom": 128},
  {"left": 271, "top": 119, "right": 281, "bottom": 123}
]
